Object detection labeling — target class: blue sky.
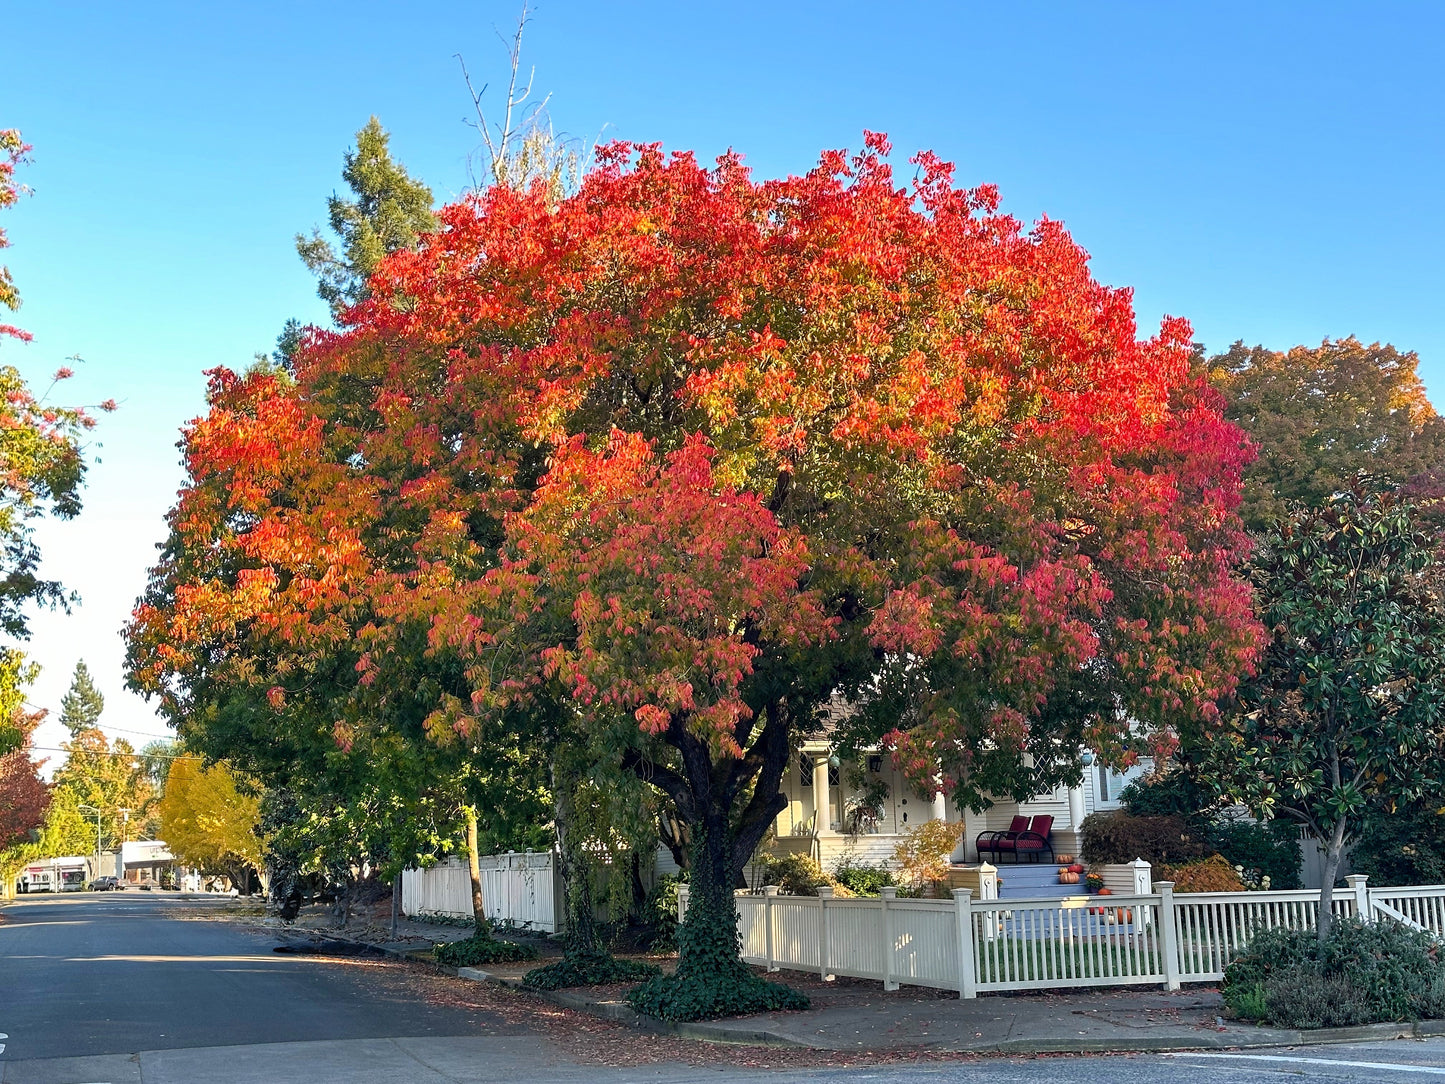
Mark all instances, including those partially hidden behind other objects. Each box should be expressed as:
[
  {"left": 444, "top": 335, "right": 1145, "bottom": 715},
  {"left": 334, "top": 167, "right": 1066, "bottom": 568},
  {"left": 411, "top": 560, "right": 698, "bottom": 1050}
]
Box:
[{"left": 5, "top": 1, "right": 1442, "bottom": 760}]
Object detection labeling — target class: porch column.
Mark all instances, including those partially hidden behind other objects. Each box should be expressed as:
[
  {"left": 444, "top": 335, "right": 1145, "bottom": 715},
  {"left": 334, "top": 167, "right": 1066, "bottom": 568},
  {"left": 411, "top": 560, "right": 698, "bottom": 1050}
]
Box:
[
  {"left": 930, "top": 790, "right": 947, "bottom": 823},
  {"left": 1068, "top": 783, "right": 1086, "bottom": 830},
  {"left": 812, "top": 754, "right": 832, "bottom": 834}
]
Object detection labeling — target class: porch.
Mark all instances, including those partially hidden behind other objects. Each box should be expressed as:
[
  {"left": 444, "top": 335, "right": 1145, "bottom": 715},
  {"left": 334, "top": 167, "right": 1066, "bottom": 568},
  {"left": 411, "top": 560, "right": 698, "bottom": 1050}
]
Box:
[{"left": 765, "top": 746, "right": 1136, "bottom": 872}]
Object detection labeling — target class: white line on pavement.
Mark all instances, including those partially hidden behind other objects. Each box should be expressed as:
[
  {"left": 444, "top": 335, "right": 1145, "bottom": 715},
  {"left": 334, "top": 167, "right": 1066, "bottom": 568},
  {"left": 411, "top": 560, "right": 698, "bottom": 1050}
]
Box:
[{"left": 1163, "top": 1052, "right": 1445, "bottom": 1076}]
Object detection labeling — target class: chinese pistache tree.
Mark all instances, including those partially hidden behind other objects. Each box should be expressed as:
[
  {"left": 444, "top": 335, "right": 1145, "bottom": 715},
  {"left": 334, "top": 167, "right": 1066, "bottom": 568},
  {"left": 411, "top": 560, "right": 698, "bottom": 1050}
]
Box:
[
  {"left": 1207, "top": 491, "right": 1445, "bottom": 940},
  {"left": 129, "top": 135, "right": 1259, "bottom": 1018}
]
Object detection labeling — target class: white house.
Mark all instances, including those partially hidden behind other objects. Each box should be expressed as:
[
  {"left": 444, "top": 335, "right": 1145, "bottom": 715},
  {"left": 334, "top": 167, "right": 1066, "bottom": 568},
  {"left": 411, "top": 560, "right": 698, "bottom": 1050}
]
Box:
[{"left": 765, "top": 734, "right": 1150, "bottom": 871}]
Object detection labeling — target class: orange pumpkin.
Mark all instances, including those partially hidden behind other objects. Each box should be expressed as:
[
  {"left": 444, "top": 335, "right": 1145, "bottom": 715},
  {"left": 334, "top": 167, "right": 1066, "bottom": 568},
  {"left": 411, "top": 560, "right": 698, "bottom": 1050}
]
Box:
[
  {"left": 1118, "top": 908, "right": 1133, "bottom": 923},
  {"left": 1058, "top": 870, "right": 1080, "bottom": 884},
  {"left": 1097, "top": 887, "right": 1113, "bottom": 896},
  {"left": 1055, "top": 854, "right": 1075, "bottom": 865}
]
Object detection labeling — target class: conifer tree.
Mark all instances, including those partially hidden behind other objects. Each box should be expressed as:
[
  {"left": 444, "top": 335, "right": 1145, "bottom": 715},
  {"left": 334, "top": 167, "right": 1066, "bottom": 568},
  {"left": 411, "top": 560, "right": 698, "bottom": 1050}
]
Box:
[
  {"left": 295, "top": 117, "right": 437, "bottom": 316},
  {"left": 59, "top": 660, "right": 104, "bottom": 736}
]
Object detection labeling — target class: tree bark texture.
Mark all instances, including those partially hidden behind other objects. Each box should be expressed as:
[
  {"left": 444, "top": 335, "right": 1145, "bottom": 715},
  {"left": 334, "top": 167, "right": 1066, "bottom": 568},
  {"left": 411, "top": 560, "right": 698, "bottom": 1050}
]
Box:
[{"left": 464, "top": 806, "right": 489, "bottom": 936}]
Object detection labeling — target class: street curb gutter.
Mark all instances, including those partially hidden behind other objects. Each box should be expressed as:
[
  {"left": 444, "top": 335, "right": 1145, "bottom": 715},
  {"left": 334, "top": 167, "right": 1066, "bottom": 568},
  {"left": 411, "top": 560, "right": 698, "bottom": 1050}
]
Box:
[{"left": 334, "top": 933, "right": 1445, "bottom": 1055}]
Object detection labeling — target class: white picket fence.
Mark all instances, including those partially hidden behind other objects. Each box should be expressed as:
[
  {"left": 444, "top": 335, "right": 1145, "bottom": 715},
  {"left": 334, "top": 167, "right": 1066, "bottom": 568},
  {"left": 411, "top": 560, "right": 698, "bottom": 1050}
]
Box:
[
  {"left": 679, "top": 874, "right": 1445, "bottom": 997},
  {"left": 402, "top": 851, "right": 564, "bottom": 933}
]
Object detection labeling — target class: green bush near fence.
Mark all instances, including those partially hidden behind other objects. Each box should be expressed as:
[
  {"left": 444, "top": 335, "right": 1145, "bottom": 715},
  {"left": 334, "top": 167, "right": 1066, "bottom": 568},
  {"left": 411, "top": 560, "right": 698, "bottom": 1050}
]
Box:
[
  {"left": 831, "top": 858, "right": 895, "bottom": 897},
  {"left": 1223, "top": 918, "right": 1445, "bottom": 1027}
]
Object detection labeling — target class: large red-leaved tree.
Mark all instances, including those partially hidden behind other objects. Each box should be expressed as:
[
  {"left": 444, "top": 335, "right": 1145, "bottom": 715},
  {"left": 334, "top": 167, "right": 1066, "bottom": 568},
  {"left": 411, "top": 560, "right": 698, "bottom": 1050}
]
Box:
[{"left": 130, "top": 134, "right": 1260, "bottom": 1018}]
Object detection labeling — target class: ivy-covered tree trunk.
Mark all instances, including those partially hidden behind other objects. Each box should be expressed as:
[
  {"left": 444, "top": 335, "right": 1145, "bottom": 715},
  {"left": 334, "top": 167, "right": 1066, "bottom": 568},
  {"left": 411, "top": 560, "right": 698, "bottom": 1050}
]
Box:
[
  {"left": 463, "top": 806, "right": 489, "bottom": 937},
  {"left": 624, "top": 706, "right": 808, "bottom": 1021}
]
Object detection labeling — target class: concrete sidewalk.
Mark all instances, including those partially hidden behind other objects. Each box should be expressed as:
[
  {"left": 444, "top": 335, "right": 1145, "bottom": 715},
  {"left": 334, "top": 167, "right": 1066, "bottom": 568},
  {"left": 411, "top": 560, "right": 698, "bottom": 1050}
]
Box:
[
  {"left": 452, "top": 956, "right": 1445, "bottom": 1054},
  {"left": 307, "top": 924, "right": 1445, "bottom": 1056}
]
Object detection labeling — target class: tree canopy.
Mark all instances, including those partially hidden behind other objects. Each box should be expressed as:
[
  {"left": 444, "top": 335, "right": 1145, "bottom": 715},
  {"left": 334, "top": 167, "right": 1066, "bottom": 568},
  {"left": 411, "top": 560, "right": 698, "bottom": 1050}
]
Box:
[
  {"left": 158, "top": 756, "right": 264, "bottom": 887},
  {"left": 1210, "top": 338, "right": 1445, "bottom": 530},
  {"left": 128, "top": 134, "right": 1260, "bottom": 1017}
]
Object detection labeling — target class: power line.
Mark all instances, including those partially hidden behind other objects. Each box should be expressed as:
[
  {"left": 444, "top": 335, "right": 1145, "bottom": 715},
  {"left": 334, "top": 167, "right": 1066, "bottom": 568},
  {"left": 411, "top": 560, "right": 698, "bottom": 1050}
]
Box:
[{"left": 27, "top": 745, "right": 203, "bottom": 762}]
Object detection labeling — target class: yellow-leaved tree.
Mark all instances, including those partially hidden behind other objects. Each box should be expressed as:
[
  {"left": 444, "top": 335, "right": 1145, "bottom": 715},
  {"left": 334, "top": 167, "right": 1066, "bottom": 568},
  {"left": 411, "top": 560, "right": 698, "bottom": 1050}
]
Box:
[{"left": 159, "top": 758, "right": 265, "bottom": 891}]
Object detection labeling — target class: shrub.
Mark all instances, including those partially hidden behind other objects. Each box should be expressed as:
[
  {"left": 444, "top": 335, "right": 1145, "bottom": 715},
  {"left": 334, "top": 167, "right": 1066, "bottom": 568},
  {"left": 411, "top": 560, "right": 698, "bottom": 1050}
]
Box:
[
  {"left": 1350, "top": 807, "right": 1445, "bottom": 888},
  {"left": 1223, "top": 918, "right": 1445, "bottom": 1027},
  {"left": 644, "top": 873, "right": 685, "bottom": 952},
  {"left": 1264, "top": 971, "right": 1373, "bottom": 1029},
  {"left": 1080, "top": 811, "right": 1208, "bottom": 865},
  {"left": 892, "top": 820, "right": 964, "bottom": 892},
  {"left": 523, "top": 951, "right": 661, "bottom": 990},
  {"left": 627, "top": 968, "right": 808, "bottom": 1021},
  {"left": 1158, "top": 854, "right": 1248, "bottom": 893},
  {"left": 831, "top": 858, "right": 894, "bottom": 896},
  {"left": 1120, "top": 768, "right": 1220, "bottom": 823},
  {"left": 1207, "top": 819, "right": 1303, "bottom": 891},
  {"left": 434, "top": 934, "right": 539, "bottom": 967},
  {"left": 757, "top": 853, "right": 852, "bottom": 897}
]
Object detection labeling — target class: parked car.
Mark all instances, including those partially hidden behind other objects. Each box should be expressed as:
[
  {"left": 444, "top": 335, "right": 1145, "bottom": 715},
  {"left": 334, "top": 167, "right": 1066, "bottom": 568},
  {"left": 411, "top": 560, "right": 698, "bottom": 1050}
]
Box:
[{"left": 87, "top": 876, "right": 122, "bottom": 891}]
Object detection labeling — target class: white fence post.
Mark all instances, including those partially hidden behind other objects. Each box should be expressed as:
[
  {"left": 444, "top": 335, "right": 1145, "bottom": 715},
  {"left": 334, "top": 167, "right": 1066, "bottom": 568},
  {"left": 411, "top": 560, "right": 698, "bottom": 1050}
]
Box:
[
  {"left": 817, "top": 886, "right": 834, "bottom": 980},
  {"left": 1346, "top": 874, "right": 1369, "bottom": 920},
  {"left": 1155, "top": 880, "right": 1181, "bottom": 991},
  {"left": 764, "top": 885, "right": 779, "bottom": 972},
  {"left": 881, "top": 886, "right": 899, "bottom": 991},
  {"left": 953, "top": 887, "right": 977, "bottom": 999},
  {"left": 978, "top": 862, "right": 998, "bottom": 900},
  {"left": 677, "top": 884, "right": 689, "bottom": 925},
  {"left": 1130, "top": 858, "right": 1152, "bottom": 896}
]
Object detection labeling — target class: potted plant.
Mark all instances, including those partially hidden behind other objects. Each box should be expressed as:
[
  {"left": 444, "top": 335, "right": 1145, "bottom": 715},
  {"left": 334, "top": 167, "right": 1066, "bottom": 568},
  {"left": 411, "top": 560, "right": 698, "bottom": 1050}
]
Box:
[{"left": 1085, "top": 872, "right": 1105, "bottom": 893}]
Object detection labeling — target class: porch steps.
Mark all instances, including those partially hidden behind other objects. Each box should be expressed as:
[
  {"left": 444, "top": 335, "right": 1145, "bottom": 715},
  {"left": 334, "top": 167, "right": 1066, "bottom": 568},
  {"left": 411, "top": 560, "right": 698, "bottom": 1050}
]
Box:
[{"left": 995, "top": 862, "right": 1089, "bottom": 900}]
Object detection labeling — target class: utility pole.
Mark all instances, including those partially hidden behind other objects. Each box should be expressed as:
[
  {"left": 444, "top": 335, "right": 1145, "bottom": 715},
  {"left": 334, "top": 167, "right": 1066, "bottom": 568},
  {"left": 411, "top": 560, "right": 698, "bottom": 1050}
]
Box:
[
  {"left": 78, "top": 805, "right": 101, "bottom": 884},
  {"left": 117, "top": 809, "right": 130, "bottom": 881}
]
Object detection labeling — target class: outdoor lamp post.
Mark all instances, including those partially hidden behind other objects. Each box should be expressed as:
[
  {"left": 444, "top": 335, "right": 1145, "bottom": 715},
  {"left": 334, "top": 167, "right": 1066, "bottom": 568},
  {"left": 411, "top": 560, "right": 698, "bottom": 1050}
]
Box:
[{"left": 77, "top": 804, "right": 102, "bottom": 885}]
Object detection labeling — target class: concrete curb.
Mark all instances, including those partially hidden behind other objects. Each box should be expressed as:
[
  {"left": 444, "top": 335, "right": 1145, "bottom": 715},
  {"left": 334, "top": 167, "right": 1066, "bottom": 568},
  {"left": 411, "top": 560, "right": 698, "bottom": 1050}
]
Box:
[{"left": 329, "top": 931, "right": 1445, "bottom": 1055}]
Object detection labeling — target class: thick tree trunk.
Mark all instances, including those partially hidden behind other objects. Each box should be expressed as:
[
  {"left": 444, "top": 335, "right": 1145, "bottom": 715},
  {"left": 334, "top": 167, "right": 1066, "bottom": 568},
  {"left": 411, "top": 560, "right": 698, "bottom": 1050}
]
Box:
[
  {"left": 464, "top": 806, "right": 489, "bottom": 937},
  {"left": 675, "top": 812, "right": 747, "bottom": 982},
  {"left": 626, "top": 703, "right": 792, "bottom": 977},
  {"left": 1316, "top": 817, "right": 1349, "bottom": 944}
]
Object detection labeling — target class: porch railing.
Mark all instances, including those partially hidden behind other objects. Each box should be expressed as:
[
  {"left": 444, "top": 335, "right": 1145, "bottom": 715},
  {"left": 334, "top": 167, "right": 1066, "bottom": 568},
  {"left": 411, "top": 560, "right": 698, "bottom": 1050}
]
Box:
[{"left": 678, "top": 874, "right": 1439, "bottom": 997}]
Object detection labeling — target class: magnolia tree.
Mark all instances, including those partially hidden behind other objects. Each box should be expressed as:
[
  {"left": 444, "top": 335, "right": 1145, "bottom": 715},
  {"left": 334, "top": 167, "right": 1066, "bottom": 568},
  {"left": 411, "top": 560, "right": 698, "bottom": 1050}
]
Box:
[
  {"left": 129, "top": 135, "right": 1259, "bottom": 1018},
  {"left": 1207, "top": 492, "right": 1445, "bottom": 940}
]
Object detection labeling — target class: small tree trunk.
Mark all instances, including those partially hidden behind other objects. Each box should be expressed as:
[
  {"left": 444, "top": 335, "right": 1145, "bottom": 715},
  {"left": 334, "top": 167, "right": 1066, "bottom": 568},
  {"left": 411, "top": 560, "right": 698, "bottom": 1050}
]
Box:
[
  {"left": 1315, "top": 817, "right": 1349, "bottom": 944},
  {"left": 464, "top": 806, "right": 489, "bottom": 937},
  {"left": 552, "top": 755, "right": 602, "bottom": 959},
  {"left": 391, "top": 874, "right": 401, "bottom": 939}
]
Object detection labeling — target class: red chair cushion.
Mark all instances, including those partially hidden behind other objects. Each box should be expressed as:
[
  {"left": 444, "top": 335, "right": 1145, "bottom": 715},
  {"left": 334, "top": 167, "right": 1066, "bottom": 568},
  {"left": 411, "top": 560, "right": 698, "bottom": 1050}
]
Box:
[
  {"left": 1007, "top": 815, "right": 1030, "bottom": 835},
  {"left": 1028, "top": 814, "right": 1054, "bottom": 837}
]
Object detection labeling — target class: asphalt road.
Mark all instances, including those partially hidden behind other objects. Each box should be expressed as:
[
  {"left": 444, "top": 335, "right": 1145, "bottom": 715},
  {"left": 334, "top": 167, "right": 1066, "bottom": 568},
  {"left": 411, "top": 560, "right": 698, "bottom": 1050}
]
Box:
[{"left": 6, "top": 893, "right": 1445, "bottom": 1083}]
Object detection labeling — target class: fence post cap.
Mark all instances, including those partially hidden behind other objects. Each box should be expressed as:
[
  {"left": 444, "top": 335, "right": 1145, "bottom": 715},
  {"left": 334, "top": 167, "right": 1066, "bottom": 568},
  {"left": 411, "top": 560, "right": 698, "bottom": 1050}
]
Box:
[
  {"left": 1152, "top": 880, "right": 1176, "bottom": 893},
  {"left": 978, "top": 862, "right": 997, "bottom": 875},
  {"left": 816, "top": 886, "right": 834, "bottom": 898},
  {"left": 880, "top": 886, "right": 898, "bottom": 899},
  {"left": 1130, "top": 857, "right": 1151, "bottom": 868},
  {"left": 764, "top": 884, "right": 780, "bottom": 896},
  {"left": 1345, "top": 874, "right": 1369, "bottom": 887},
  {"left": 951, "top": 886, "right": 973, "bottom": 901}
]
